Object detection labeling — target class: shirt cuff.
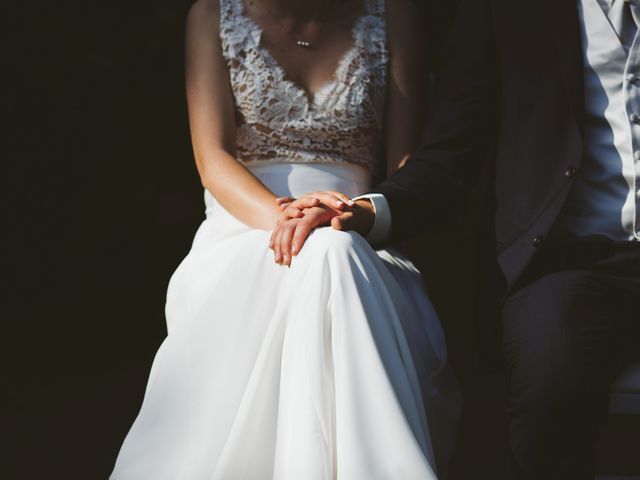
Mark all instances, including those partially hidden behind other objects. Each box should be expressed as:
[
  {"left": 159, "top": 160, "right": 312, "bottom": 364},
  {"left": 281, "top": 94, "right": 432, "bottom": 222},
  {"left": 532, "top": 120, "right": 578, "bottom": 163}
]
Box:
[{"left": 352, "top": 193, "right": 392, "bottom": 247}]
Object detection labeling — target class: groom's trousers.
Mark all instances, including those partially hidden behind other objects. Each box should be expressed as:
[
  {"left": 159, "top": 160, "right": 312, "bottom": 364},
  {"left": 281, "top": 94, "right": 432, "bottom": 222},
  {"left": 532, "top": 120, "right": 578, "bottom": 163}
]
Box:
[{"left": 501, "top": 238, "right": 640, "bottom": 480}]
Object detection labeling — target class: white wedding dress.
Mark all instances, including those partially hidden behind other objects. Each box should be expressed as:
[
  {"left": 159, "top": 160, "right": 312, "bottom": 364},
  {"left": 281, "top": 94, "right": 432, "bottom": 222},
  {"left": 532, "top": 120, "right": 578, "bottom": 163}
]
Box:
[{"left": 110, "top": 0, "right": 460, "bottom": 478}]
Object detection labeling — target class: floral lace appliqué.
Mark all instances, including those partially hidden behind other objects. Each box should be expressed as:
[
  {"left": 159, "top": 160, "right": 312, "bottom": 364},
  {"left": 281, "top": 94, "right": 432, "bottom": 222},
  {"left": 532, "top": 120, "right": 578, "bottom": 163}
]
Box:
[{"left": 220, "top": 0, "right": 389, "bottom": 175}]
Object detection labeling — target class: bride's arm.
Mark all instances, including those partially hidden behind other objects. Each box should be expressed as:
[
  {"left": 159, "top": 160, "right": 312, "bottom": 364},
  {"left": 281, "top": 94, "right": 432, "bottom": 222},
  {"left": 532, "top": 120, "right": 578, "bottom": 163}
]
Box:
[
  {"left": 186, "top": 0, "right": 280, "bottom": 231},
  {"left": 383, "top": 0, "right": 428, "bottom": 175}
]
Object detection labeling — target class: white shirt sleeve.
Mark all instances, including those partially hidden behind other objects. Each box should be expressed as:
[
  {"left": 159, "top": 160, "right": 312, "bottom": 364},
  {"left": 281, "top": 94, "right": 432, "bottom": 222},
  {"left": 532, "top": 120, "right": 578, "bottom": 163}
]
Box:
[{"left": 352, "top": 193, "right": 392, "bottom": 247}]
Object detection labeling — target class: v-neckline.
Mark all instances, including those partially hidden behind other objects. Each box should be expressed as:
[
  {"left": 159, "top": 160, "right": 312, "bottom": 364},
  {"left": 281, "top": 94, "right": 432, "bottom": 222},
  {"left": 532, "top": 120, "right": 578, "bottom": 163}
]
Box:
[{"left": 237, "top": 0, "right": 369, "bottom": 106}]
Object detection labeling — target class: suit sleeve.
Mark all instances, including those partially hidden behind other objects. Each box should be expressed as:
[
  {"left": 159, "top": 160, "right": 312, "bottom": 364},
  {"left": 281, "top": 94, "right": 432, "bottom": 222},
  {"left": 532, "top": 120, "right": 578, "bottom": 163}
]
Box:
[{"left": 375, "top": 0, "right": 499, "bottom": 242}]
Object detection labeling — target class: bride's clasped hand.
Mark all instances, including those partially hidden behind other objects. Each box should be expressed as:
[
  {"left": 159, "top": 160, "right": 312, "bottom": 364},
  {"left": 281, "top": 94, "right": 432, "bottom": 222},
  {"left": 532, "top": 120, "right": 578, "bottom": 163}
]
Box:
[{"left": 270, "top": 191, "right": 375, "bottom": 266}]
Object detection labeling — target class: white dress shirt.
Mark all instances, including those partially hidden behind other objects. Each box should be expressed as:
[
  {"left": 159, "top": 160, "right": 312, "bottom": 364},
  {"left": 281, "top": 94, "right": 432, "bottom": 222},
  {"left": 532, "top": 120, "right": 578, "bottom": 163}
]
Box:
[
  {"left": 551, "top": 0, "right": 640, "bottom": 241},
  {"left": 353, "top": 193, "right": 392, "bottom": 247}
]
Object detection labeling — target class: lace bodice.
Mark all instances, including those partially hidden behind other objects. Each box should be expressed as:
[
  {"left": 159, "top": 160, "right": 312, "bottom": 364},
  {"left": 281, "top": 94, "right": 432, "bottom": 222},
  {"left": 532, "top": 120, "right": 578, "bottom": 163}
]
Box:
[{"left": 219, "top": 0, "right": 389, "bottom": 175}]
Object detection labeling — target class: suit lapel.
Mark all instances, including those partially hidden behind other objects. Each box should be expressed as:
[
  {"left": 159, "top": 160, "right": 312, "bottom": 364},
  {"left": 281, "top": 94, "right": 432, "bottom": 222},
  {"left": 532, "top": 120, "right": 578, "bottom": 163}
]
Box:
[{"left": 554, "top": 0, "right": 585, "bottom": 131}]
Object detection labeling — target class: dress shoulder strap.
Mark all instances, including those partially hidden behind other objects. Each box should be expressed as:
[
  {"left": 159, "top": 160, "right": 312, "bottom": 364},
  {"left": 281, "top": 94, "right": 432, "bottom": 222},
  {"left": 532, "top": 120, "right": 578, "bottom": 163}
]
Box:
[
  {"left": 219, "top": 0, "right": 238, "bottom": 19},
  {"left": 353, "top": 0, "right": 388, "bottom": 61},
  {"left": 219, "top": 0, "right": 263, "bottom": 66},
  {"left": 218, "top": 0, "right": 237, "bottom": 62}
]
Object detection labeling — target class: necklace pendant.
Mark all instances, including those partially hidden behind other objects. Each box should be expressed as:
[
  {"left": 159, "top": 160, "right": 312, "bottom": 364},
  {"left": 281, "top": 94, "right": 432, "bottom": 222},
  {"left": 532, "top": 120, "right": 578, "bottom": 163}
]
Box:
[{"left": 296, "top": 40, "right": 312, "bottom": 49}]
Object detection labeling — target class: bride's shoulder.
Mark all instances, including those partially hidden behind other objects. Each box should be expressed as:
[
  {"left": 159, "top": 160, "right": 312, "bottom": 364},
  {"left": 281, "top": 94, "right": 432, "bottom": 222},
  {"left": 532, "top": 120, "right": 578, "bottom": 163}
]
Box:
[
  {"left": 385, "top": 0, "right": 424, "bottom": 52},
  {"left": 186, "top": 0, "right": 223, "bottom": 39},
  {"left": 187, "top": 0, "right": 221, "bottom": 25}
]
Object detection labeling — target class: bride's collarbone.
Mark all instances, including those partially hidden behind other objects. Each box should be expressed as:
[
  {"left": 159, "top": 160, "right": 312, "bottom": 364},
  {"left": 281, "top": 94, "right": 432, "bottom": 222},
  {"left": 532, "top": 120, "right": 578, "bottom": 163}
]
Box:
[{"left": 242, "top": 1, "right": 366, "bottom": 96}]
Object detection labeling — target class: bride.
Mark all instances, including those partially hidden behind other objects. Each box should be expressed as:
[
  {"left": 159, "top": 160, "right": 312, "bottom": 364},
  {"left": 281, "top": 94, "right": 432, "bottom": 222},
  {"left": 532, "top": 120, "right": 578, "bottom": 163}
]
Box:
[{"left": 110, "top": 0, "right": 460, "bottom": 478}]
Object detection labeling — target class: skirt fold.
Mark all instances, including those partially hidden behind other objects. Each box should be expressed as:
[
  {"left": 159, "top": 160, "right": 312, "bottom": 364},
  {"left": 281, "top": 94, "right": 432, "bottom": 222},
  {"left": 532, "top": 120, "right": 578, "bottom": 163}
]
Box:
[{"left": 110, "top": 164, "right": 459, "bottom": 480}]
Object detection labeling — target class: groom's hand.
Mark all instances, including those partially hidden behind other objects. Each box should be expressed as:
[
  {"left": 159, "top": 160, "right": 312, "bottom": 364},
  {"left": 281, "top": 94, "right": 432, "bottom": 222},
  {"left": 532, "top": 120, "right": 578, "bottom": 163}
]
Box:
[{"left": 330, "top": 199, "right": 375, "bottom": 237}]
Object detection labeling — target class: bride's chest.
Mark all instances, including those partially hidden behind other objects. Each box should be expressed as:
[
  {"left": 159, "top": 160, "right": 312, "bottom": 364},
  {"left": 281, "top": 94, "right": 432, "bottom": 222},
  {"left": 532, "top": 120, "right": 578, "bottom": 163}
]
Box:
[
  {"left": 228, "top": 48, "right": 387, "bottom": 130},
  {"left": 220, "top": 6, "right": 389, "bottom": 130}
]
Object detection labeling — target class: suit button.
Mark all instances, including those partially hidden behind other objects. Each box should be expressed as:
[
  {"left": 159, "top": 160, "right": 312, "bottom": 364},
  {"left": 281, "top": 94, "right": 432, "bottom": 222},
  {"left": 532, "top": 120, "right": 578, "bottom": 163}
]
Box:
[
  {"left": 564, "top": 166, "right": 578, "bottom": 178},
  {"left": 532, "top": 235, "right": 544, "bottom": 247},
  {"left": 630, "top": 113, "right": 640, "bottom": 124}
]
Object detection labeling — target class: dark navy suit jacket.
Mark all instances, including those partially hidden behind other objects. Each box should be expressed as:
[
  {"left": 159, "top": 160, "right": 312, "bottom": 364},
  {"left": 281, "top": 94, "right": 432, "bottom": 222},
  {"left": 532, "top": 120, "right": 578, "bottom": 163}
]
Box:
[{"left": 377, "top": 0, "right": 585, "bottom": 295}]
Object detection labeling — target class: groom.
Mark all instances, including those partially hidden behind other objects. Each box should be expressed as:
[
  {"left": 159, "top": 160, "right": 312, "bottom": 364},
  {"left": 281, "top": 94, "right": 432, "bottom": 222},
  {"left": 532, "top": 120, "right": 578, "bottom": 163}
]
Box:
[{"left": 273, "top": 0, "right": 640, "bottom": 478}]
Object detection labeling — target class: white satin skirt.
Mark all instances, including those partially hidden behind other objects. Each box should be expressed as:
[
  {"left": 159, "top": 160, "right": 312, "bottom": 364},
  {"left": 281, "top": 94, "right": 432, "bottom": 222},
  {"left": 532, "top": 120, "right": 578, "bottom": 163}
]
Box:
[{"left": 110, "top": 163, "right": 460, "bottom": 480}]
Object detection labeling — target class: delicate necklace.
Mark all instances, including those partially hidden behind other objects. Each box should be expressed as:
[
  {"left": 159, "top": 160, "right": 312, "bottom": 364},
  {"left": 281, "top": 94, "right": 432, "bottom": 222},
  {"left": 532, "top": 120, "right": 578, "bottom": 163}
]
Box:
[{"left": 251, "top": 1, "right": 323, "bottom": 49}]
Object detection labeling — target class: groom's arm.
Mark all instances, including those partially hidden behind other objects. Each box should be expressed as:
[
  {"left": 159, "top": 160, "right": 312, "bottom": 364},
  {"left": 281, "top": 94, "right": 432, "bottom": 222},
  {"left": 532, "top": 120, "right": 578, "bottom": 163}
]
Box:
[{"left": 373, "top": 0, "right": 499, "bottom": 243}]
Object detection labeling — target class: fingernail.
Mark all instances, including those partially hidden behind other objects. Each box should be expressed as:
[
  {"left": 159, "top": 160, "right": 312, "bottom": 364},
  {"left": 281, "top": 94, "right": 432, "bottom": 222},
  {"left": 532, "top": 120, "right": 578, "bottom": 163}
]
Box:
[
  {"left": 336, "top": 200, "right": 344, "bottom": 206},
  {"left": 347, "top": 200, "right": 355, "bottom": 206},
  {"left": 283, "top": 254, "right": 289, "bottom": 263},
  {"left": 291, "top": 245, "right": 298, "bottom": 254}
]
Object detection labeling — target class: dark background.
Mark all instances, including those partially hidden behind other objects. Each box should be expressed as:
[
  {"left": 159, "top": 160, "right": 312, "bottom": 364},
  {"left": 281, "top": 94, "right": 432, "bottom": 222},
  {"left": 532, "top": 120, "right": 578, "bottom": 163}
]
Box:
[
  {"left": 6, "top": 1, "right": 203, "bottom": 477},
  {"left": 2, "top": 1, "right": 522, "bottom": 478}
]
